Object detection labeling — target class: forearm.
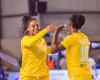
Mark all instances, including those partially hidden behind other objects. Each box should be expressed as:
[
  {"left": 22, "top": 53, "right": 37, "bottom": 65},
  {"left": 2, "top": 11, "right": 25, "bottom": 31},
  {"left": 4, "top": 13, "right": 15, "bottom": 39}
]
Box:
[
  {"left": 23, "top": 28, "right": 48, "bottom": 47},
  {"left": 51, "top": 31, "right": 60, "bottom": 53}
]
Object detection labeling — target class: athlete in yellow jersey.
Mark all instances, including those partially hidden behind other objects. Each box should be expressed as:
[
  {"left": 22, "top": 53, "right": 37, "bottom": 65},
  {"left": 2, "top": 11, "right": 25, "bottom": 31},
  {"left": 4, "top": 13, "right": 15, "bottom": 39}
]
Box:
[
  {"left": 51, "top": 14, "right": 92, "bottom": 80},
  {"left": 20, "top": 15, "right": 56, "bottom": 80}
]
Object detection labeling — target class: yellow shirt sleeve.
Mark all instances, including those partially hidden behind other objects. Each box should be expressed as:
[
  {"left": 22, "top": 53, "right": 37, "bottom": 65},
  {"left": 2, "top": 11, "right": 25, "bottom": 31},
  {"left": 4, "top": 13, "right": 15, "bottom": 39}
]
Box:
[
  {"left": 60, "top": 36, "right": 72, "bottom": 48},
  {"left": 21, "top": 28, "right": 48, "bottom": 48}
]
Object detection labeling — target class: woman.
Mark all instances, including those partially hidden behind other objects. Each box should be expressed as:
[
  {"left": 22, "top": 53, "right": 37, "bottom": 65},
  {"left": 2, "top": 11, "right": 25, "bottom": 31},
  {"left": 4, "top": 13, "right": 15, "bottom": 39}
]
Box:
[
  {"left": 51, "top": 14, "right": 92, "bottom": 80},
  {"left": 20, "top": 15, "right": 55, "bottom": 80}
]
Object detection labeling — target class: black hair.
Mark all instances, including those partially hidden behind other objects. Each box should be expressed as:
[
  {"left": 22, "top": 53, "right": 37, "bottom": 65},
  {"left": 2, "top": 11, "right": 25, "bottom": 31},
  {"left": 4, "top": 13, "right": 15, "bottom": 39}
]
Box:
[
  {"left": 22, "top": 15, "right": 36, "bottom": 35},
  {"left": 70, "top": 14, "right": 85, "bottom": 29}
]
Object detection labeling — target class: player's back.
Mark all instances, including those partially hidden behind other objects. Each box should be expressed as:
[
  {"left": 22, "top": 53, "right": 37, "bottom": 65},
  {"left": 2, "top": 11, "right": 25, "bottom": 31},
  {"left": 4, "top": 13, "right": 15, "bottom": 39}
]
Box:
[{"left": 66, "top": 32, "right": 91, "bottom": 77}]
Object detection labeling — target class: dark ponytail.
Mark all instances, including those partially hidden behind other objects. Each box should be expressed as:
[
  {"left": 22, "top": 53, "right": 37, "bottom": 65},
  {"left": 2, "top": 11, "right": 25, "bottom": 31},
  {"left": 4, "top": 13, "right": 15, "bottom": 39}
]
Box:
[{"left": 70, "top": 14, "right": 85, "bottom": 29}]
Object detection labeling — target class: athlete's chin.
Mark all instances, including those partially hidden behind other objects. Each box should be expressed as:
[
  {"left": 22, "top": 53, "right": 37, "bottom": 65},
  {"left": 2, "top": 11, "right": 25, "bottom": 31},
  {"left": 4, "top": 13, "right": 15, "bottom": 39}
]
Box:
[{"left": 34, "top": 32, "right": 39, "bottom": 35}]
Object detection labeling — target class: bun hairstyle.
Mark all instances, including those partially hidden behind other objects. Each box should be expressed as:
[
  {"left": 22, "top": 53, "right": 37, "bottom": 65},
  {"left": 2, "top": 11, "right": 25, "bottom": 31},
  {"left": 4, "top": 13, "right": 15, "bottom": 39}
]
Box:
[
  {"left": 22, "top": 15, "right": 36, "bottom": 35},
  {"left": 70, "top": 14, "right": 85, "bottom": 29},
  {"left": 22, "top": 15, "right": 32, "bottom": 24}
]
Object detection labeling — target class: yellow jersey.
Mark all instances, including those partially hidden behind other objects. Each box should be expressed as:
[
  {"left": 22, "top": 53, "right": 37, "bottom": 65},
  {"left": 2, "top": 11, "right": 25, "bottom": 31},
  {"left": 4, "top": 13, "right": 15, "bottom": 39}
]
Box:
[
  {"left": 61, "top": 32, "right": 92, "bottom": 78},
  {"left": 20, "top": 29, "right": 50, "bottom": 79}
]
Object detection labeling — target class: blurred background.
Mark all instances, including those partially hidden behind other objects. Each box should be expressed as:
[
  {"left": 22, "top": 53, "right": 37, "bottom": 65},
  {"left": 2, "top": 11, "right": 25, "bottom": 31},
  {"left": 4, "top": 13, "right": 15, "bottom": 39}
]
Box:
[{"left": 0, "top": 0, "right": 100, "bottom": 80}]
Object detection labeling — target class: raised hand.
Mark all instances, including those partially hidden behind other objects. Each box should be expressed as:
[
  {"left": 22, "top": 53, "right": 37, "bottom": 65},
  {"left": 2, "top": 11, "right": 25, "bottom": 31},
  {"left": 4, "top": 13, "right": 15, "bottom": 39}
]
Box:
[
  {"left": 46, "top": 23, "right": 57, "bottom": 32},
  {"left": 55, "top": 24, "right": 65, "bottom": 32}
]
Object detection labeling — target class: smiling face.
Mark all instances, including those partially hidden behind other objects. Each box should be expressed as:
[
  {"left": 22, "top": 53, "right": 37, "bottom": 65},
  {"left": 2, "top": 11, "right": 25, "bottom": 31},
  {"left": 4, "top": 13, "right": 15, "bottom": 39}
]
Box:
[{"left": 27, "top": 20, "right": 40, "bottom": 36}]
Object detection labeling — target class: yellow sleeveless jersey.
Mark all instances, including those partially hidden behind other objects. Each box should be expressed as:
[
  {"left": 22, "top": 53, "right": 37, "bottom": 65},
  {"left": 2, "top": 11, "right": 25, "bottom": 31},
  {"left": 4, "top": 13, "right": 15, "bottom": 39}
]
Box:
[
  {"left": 61, "top": 32, "right": 92, "bottom": 78},
  {"left": 20, "top": 29, "right": 50, "bottom": 80}
]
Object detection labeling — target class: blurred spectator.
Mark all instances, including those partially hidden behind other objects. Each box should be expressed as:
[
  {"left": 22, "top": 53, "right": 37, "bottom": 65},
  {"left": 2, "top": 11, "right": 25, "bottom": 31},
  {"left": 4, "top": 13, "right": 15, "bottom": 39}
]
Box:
[
  {"left": 88, "top": 57, "right": 96, "bottom": 80},
  {"left": 18, "top": 58, "right": 22, "bottom": 68},
  {"left": 59, "top": 55, "right": 66, "bottom": 69},
  {"left": 0, "top": 58, "right": 6, "bottom": 80},
  {"left": 47, "top": 56, "right": 56, "bottom": 70},
  {"left": 96, "top": 58, "right": 100, "bottom": 65}
]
